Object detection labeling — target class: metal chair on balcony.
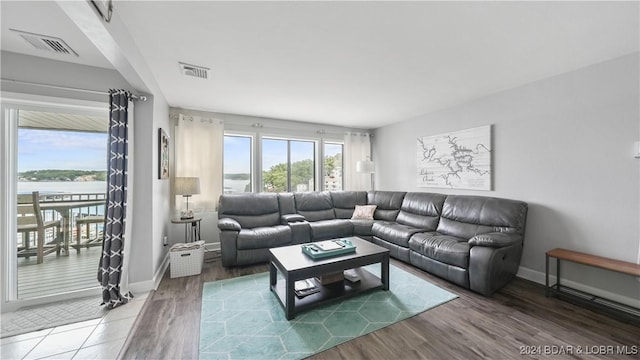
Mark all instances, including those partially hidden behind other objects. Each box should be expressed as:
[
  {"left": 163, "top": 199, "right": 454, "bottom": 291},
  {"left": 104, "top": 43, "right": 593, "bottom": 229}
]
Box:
[
  {"left": 17, "top": 191, "right": 62, "bottom": 264},
  {"left": 74, "top": 214, "right": 104, "bottom": 253}
]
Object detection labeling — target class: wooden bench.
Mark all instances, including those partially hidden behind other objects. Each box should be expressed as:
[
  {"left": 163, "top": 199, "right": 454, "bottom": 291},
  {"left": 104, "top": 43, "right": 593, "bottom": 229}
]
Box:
[{"left": 545, "top": 248, "right": 640, "bottom": 321}]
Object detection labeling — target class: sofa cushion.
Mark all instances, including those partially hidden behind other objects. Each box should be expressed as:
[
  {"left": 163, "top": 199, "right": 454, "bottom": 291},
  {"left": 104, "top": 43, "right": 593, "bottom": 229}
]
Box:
[
  {"left": 350, "top": 219, "right": 373, "bottom": 236},
  {"left": 372, "top": 222, "right": 424, "bottom": 248},
  {"left": 294, "top": 192, "right": 336, "bottom": 221},
  {"left": 330, "top": 191, "right": 368, "bottom": 219},
  {"left": 437, "top": 195, "right": 528, "bottom": 239},
  {"left": 237, "top": 225, "right": 292, "bottom": 250},
  {"left": 367, "top": 191, "right": 406, "bottom": 221},
  {"left": 309, "top": 219, "right": 353, "bottom": 240},
  {"left": 218, "top": 193, "right": 280, "bottom": 228},
  {"left": 277, "top": 192, "right": 296, "bottom": 215},
  {"left": 396, "top": 192, "right": 446, "bottom": 230},
  {"left": 409, "top": 232, "right": 470, "bottom": 269}
]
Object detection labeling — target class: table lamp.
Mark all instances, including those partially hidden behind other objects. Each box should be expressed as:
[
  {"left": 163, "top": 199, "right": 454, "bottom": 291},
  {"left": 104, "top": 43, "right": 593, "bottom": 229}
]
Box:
[{"left": 174, "top": 177, "right": 200, "bottom": 219}]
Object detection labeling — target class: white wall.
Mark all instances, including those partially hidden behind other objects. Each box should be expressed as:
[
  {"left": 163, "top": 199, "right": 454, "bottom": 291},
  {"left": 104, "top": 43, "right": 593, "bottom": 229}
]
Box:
[
  {"left": 1, "top": 51, "right": 131, "bottom": 101},
  {"left": 373, "top": 53, "right": 640, "bottom": 304},
  {"left": 1, "top": 51, "right": 171, "bottom": 294}
]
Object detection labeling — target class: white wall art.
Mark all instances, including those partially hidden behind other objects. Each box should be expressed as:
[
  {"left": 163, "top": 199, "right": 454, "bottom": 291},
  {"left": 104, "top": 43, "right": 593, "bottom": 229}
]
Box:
[{"left": 417, "top": 125, "right": 492, "bottom": 190}]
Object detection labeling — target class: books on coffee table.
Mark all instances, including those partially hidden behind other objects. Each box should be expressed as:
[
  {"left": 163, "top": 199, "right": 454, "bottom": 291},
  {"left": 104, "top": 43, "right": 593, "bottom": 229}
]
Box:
[
  {"left": 344, "top": 269, "right": 361, "bottom": 283},
  {"left": 294, "top": 278, "right": 320, "bottom": 298}
]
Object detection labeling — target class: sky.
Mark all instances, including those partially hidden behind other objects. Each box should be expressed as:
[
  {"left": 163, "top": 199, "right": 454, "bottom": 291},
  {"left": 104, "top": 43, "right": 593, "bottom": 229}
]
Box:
[{"left": 18, "top": 128, "right": 108, "bottom": 172}]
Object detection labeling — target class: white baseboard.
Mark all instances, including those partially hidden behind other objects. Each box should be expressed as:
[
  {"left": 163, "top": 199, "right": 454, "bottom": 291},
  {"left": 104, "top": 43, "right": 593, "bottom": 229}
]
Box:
[
  {"left": 516, "top": 266, "right": 640, "bottom": 308},
  {"left": 204, "top": 242, "right": 220, "bottom": 252},
  {"left": 129, "top": 253, "right": 170, "bottom": 295}
]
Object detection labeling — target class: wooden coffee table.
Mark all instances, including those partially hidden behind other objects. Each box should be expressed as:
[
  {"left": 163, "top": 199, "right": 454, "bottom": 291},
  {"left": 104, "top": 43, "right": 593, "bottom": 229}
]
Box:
[{"left": 269, "top": 236, "right": 390, "bottom": 320}]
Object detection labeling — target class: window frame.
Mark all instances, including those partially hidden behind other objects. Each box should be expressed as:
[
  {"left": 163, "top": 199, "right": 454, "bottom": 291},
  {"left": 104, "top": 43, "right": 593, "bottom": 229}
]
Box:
[
  {"left": 260, "top": 136, "right": 317, "bottom": 193},
  {"left": 322, "top": 141, "right": 344, "bottom": 191},
  {"left": 222, "top": 126, "right": 344, "bottom": 194},
  {"left": 223, "top": 132, "right": 254, "bottom": 193}
]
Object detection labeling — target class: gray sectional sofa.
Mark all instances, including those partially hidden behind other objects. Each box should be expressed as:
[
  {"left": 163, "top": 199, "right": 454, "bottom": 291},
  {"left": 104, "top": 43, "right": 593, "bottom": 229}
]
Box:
[{"left": 217, "top": 190, "right": 528, "bottom": 296}]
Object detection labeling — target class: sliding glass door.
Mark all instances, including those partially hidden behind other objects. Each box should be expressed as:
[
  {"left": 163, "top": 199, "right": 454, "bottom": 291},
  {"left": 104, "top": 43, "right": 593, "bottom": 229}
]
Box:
[{"left": 2, "top": 99, "right": 108, "bottom": 307}]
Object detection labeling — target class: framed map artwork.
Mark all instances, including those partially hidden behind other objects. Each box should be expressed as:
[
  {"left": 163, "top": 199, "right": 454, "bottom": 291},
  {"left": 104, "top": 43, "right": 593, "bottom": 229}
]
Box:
[
  {"left": 158, "top": 128, "right": 169, "bottom": 179},
  {"left": 417, "top": 125, "right": 492, "bottom": 190}
]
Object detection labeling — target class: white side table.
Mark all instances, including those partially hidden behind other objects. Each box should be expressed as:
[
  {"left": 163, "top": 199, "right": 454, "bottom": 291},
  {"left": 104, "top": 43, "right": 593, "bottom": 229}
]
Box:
[{"left": 171, "top": 216, "right": 202, "bottom": 243}]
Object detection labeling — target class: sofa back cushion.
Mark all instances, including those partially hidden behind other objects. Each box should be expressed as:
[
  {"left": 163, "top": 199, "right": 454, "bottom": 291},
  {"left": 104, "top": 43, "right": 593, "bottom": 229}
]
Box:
[
  {"left": 396, "top": 192, "right": 446, "bottom": 230},
  {"left": 437, "top": 195, "right": 528, "bottom": 239},
  {"left": 294, "top": 191, "right": 335, "bottom": 222},
  {"left": 277, "top": 192, "right": 296, "bottom": 215},
  {"left": 218, "top": 193, "right": 280, "bottom": 228},
  {"left": 367, "top": 191, "right": 406, "bottom": 221},
  {"left": 330, "top": 191, "right": 368, "bottom": 219}
]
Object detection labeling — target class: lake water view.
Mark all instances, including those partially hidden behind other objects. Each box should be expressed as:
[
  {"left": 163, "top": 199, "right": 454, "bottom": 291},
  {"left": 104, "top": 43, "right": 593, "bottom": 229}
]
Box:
[
  {"left": 18, "top": 181, "right": 108, "bottom": 195},
  {"left": 17, "top": 181, "right": 107, "bottom": 246},
  {"left": 18, "top": 181, "right": 107, "bottom": 218},
  {"left": 224, "top": 179, "right": 251, "bottom": 193}
]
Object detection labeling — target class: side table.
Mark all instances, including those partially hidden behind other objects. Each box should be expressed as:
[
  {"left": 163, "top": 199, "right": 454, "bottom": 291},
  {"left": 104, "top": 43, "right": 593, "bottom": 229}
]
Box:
[{"left": 171, "top": 217, "right": 202, "bottom": 243}]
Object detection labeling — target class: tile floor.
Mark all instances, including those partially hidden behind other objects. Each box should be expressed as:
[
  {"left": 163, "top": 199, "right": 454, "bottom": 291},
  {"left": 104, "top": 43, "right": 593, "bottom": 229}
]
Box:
[{"left": 1, "top": 293, "right": 148, "bottom": 360}]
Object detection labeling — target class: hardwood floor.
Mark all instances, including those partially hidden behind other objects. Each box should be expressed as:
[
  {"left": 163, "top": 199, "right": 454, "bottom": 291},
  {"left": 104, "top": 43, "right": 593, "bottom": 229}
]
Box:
[{"left": 122, "top": 252, "right": 639, "bottom": 359}]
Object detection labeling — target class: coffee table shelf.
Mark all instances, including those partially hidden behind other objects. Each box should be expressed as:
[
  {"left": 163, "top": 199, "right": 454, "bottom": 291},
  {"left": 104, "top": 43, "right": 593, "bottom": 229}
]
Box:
[
  {"left": 269, "top": 237, "right": 390, "bottom": 320},
  {"left": 271, "top": 267, "right": 382, "bottom": 316}
]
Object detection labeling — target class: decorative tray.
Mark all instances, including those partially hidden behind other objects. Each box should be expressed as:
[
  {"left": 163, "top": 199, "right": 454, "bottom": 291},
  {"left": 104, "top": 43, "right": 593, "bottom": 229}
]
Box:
[{"left": 302, "top": 238, "right": 356, "bottom": 259}]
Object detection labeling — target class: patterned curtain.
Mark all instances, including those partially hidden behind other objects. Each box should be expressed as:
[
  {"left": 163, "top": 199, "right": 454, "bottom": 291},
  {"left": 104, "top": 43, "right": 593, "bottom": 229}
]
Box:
[{"left": 98, "top": 89, "right": 133, "bottom": 309}]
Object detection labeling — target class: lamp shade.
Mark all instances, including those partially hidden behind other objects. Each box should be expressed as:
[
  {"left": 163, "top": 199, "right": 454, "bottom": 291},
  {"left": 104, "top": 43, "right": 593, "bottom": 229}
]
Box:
[
  {"left": 174, "top": 177, "right": 200, "bottom": 196},
  {"left": 356, "top": 159, "right": 375, "bottom": 174}
]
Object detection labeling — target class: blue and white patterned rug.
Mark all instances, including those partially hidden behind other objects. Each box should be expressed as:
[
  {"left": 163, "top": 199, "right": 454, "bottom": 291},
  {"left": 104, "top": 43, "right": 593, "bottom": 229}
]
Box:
[{"left": 199, "top": 264, "right": 457, "bottom": 360}]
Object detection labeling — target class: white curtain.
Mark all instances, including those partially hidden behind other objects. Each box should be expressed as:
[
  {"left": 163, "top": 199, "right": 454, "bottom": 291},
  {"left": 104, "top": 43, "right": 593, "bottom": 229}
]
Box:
[
  {"left": 174, "top": 114, "right": 223, "bottom": 214},
  {"left": 344, "top": 132, "right": 372, "bottom": 191}
]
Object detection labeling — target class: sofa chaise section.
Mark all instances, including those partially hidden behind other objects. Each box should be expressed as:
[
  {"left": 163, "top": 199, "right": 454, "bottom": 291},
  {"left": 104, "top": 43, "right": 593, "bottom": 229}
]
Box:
[{"left": 409, "top": 195, "right": 528, "bottom": 295}]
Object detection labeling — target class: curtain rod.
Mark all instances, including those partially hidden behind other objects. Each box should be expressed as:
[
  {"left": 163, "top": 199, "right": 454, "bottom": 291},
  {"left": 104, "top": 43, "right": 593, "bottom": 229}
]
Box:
[
  {"left": 233, "top": 122, "right": 370, "bottom": 137},
  {"left": 1, "top": 78, "right": 148, "bottom": 101}
]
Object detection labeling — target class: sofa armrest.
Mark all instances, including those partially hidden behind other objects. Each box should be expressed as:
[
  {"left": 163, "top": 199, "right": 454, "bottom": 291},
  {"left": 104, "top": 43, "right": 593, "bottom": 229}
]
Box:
[
  {"left": 281, "top": 214, "right": 306, "bottom": 224},
  {"left": 469, "top": 232, "right": 521, "bottom": 248},
  {"left": 218, "top": 218, "right": 241, "bottom": 231},
  {"left": 469, "top": 243, "right": 523, "bottom": 295}
]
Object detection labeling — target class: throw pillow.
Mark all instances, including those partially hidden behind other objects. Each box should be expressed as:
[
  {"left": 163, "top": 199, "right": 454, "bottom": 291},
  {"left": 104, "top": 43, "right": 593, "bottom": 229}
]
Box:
[{"left": 351, "top": 205, "right": 377, "bottom": 220}]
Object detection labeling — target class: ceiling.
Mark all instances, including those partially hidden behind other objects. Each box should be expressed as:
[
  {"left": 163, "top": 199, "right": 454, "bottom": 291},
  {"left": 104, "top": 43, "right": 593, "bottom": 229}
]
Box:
[
  {"left": 2, "top": 1, "right": 639, "bottom": 129},
  {"left": 0, "top": 1, "right": 114, "bottom": 69}
]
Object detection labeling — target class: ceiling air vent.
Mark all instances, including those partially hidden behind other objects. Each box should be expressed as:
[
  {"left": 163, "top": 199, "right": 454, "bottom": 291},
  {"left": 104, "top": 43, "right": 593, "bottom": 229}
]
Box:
[
  {"left": 179, "top": 62, "right": 210, "bottom": 80},
  {"left": 11, "top": 29, "right": 78, "bottom": 56}
]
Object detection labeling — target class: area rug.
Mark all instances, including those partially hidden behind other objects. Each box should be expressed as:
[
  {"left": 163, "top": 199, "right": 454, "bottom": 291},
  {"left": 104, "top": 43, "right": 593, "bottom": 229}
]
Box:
[
  {"left": 0, "top": 296, "right": 106, "bottom": 339},
  {"left": 199, "top": 264, "right": 457, "bottom": 359}
]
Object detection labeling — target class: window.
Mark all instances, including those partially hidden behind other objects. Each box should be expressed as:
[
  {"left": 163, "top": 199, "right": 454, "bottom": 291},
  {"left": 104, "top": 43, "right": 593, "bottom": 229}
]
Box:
[
  {"left": 262, "top": 138, "right": 315, "bottom": 192},
  {"left": 324, "top": 142, "right": 343, "bottom": 191},
  {"left": 223, "top": 135, "right": 252, "bottom": 193}
]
